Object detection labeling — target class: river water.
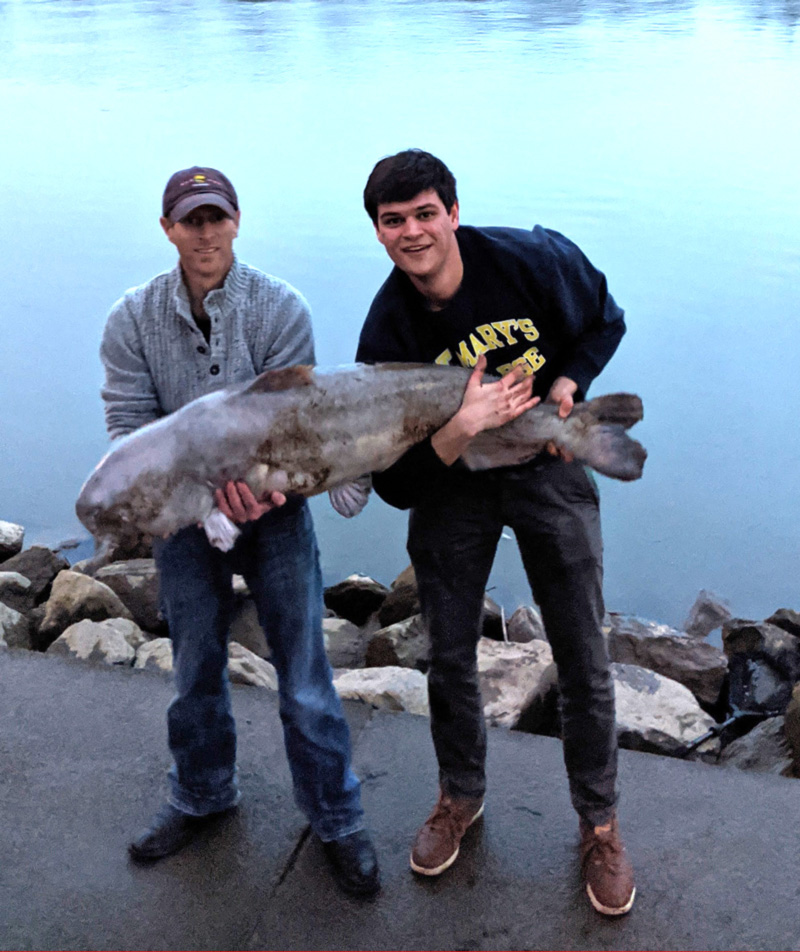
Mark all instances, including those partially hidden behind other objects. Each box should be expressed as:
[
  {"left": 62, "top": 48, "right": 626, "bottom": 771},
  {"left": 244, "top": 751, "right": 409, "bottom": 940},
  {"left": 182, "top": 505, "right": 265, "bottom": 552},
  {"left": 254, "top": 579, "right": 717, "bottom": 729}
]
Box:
[{"left": 1, "top": 0, "right": 798, "bottom": 628}]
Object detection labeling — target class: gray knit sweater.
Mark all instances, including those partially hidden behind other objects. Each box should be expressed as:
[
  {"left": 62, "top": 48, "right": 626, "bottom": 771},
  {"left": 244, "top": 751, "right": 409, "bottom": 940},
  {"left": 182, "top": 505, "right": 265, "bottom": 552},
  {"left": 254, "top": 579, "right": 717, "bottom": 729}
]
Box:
[{"left": 100, "top": 257, "right": 315, "bottom": 439}]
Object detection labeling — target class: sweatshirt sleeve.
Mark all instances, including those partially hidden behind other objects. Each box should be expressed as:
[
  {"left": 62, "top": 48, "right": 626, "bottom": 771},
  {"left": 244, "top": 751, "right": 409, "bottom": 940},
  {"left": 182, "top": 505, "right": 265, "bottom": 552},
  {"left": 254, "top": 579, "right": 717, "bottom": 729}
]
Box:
[
  {"left": 99, "top": 297, "right": 163, "bottom": 439},
  {"left": 534, "top": 227, "right": 626, "bottom": 398}
]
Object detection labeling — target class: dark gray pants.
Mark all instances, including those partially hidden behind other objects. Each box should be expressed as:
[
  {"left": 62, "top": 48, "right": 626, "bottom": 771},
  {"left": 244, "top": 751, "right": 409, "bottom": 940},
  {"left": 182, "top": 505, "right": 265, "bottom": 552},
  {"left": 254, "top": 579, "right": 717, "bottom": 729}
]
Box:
[{"left": 407, "top": 457, "right": 618, "bottom": 827}]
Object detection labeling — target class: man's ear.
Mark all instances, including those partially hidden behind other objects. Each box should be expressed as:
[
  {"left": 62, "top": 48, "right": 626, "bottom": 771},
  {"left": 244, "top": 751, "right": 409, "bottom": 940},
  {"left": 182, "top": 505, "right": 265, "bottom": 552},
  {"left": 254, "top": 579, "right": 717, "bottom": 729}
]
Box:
[
  {"left": 233, "top": 209, "right": 241, "bottom": 236},
  {"left": 160, "top": 216, "right": 174, "bottom": 242},
  {"left": 450, "top": 200, "right": 460, "bottom": 229}
]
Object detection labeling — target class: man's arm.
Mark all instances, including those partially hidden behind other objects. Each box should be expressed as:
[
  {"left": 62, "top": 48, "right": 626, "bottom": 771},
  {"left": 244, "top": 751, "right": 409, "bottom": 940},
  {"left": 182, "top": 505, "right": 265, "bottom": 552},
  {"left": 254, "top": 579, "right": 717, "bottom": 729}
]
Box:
[
  {"left": 357, "top": 317, "right": 537, "bottom": 509},
  {"left": 534, "top": 227, "right": 626, "bottom": 398},
  {"left": 258, "top": 284, "right": 316, "bottom": 371},
  {"left": 100, "top": 298, "right": 162, "bottom": 439}
]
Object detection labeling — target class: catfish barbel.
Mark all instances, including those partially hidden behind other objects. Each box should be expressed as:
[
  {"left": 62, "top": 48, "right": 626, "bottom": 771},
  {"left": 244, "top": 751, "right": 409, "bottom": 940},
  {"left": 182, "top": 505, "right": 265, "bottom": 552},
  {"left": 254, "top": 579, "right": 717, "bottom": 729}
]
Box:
[{"left": 76, "top": 363, "right": 646, "bottom": 564}]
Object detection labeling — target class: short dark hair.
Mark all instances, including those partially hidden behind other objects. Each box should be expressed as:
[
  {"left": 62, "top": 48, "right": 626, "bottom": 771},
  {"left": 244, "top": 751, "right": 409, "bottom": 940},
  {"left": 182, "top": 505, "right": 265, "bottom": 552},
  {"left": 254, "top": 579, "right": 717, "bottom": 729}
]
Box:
[{"left": 363, "top": 149, "right": 457, "bottom": 224}]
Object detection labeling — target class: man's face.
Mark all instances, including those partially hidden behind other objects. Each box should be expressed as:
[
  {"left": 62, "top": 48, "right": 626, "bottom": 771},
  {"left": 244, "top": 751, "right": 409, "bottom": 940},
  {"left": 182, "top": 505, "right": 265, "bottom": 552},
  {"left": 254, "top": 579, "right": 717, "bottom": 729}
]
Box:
[
  {"left": 374, "top": 189, "right": 459, "bottom": 280},
  {"left": 160, "top": 204, "right": 240, "bottom": 278}
]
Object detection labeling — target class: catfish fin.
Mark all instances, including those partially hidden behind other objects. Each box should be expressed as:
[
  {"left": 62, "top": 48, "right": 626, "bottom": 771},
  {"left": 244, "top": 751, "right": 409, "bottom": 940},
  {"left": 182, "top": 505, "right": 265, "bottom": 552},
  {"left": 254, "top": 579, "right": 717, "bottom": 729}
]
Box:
[
  {"left": 243, "top": 365, "right": 315, "bottom": 395},
  {"left": 461, "top": 430, "right": 548, "bottom": 471}
]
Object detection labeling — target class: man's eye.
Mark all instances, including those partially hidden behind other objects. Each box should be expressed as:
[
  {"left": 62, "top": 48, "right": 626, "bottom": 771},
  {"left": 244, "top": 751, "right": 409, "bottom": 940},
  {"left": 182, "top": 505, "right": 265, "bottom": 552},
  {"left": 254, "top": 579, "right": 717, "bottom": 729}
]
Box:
[{"left": 419, "top": 211, "right": 434, "bottom": 219}]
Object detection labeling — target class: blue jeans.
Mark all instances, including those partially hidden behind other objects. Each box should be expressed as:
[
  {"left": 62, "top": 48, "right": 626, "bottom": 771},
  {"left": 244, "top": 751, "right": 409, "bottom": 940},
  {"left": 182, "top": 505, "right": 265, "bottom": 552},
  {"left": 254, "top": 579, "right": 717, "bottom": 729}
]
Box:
[{"left": 153, "top": 498, "right": 364, "bottom": 842}]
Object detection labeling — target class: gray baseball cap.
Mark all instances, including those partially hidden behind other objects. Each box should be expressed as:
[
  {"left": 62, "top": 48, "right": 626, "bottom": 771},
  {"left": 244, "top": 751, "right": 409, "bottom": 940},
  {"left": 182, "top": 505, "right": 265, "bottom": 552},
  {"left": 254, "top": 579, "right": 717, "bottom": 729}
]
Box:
[{"left": 162, "top": 166, "right": 239, "bottom": 222}]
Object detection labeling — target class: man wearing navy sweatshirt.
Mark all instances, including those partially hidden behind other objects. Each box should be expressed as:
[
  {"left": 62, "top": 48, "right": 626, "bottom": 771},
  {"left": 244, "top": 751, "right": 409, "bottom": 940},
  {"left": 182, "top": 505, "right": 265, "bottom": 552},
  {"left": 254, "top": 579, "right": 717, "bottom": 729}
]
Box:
[{"left": 353, "top": 149, "right": 635, "bottom": 915}]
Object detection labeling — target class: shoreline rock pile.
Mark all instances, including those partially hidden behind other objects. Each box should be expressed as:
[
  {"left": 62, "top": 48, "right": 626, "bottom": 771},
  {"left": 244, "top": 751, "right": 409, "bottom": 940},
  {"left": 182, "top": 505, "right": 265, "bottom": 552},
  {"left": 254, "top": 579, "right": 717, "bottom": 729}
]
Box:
[{"left": 2, "top": 518, "right": 798, "bottom": 778}]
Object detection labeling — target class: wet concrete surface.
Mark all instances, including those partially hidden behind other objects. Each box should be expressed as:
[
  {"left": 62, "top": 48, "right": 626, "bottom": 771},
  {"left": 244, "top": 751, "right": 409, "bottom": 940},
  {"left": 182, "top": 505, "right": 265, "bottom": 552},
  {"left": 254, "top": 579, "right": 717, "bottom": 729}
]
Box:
[{"left": 1, "top": 647, "right": 799, "bottom": 951}]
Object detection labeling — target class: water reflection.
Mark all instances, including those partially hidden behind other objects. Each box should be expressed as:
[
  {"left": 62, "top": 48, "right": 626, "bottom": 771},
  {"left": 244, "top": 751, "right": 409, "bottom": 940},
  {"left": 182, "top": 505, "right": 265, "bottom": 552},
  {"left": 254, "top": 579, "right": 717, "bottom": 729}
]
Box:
[{"left": 1, "top": 0, "right": 798, "bottom": 628}]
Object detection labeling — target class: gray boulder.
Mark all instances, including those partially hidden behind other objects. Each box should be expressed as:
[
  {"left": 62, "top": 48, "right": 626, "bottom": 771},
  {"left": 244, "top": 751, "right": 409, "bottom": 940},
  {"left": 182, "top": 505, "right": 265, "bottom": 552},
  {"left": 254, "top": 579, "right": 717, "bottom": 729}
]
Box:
[
  {"left": 718, "top": 716, "right": 794, "bottom": 776},
  {"left": 782, "top": 682, "right": 800, "bottom": 777},
  {"left": 477, "top": 637, "right": 558, "bottom": 731},
  {"left": 38, "top": 570, "right": 134, "bottom": 648},
  {"left": 0, "top": 571, "right": 34, "bottom": 615},
  {"left": 135, "top": 637, "right": 173, "bottom": 673},
  {"left": 0, "top": 602, "right": 30, "bottom": 650},
  {"left": 365, "top": 614, "right": 429, "bottom": 671},
  {"left": 606, "top": 613, "right": 728, "bottom": 707},
  {"left": 612, "top": 662, "right": 715, "bottom": 756},
  {"left": 0, "top": 520, "right": 24, "bottom": 561},
  {"left": 507, "top": 605, "right": 547, "bottom": 643},
  {"left": 323, "top": 574, "right": 389, "bottom": 626},
  {"left": 95, "top": 559, "right": 165, "bottom": 633},
  {"left": 323, "top": 617, "right": 367, "bottom": 668},
  {"left": 0, "top": 546, "right": 69, "bottom": 605},
  {"left": 481, "top": 595, "right": 505, "bottom": 641},
  {"left": 723, "top": 619, "right": 800, "bottom": 714},
  {"left": 47, "top": 618, "right": 145, "bottom": 666},
  {"left": 766, "top": 609, "right": 800, "bottom": 641},
  {"left": 377, "top": 582, "right": 420, "bottom": 628},
  {"left": 682, "top": 589, "right": 732, "bottom": 640},
  {"left": 228, "top": 642, "right": 278, "bottom": 690},
  {"left": 229, "top": 594, "right": 270, "bottom": 659},
  {"left": 333, "top": 666, "right": 429, "bottom": 716}
]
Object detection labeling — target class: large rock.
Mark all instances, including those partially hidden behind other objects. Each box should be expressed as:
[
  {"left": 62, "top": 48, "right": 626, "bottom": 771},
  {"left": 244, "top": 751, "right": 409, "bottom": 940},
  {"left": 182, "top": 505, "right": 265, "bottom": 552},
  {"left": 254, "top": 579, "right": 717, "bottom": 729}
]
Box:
[
  {"left": 783, "top": 682, "right": 800, "bottom": 777},
  {"left": 481, "top": 595, "right": 505, "bottom": 641},
  {"left": 477, "top": 637, "right": 558, "bottom": 732},
  {"left": 507, "top": 605, "right": 547, "bottom": 643},
  {"left": 0, "top": 602, "right": 31, "bottom": 650},
  {"left": 228, "top": 642, "right": 278, "bottom": 690},
  {"left": 606, "top": 613, "right": 728, "bottom": 707},
  {"left": 0, "top": 546, "right": 69, "bottom": 605},
  {"left": 323, "top": 574, "right": 389, "bottom": 626},
  {"left": 0, "top": 521, "right": 25, "bottom": 561},
  {"left": 377, "top": 582, "right": 420, "bottom": 628},
  {"left": 766, "top": 609, "right": 800, "bottom": 641},
  {"left": 682, "top": 589, "right": 732, "bottom": 640},
  {"left": 333, "top": 666, "right": 429, "bottom": 716},
  {"left": 135, "top": 637, "right": 173, "bottom": 673},
  {"left": 322, "top": 617, "right": 367, "bottom": 668},
  {"left": 229, "top": 596, "right": 270, "bottom": 659},
  {"left": 723, "top": 619, "right": 800, "bottom": 714},
  {"left": 718, "top": 716, "right": 794, "bottom": 775},
  {"left": 47, "top": 618, "right": 145, "bottom": 666},
  {"left": 0, "top": 571, "right": 35, "bottom": 614},
  {"left": 38, "top": 570, "right": 134, "bottom": 648},
  {"left": 95, "top": 559, "right": 164, "bottom": 633},
  {"left": 612, "top": 663, "right": 715, "bottom": 756},
  {"left": 365, "top": 614, "right": 429, "bottom": 670}
]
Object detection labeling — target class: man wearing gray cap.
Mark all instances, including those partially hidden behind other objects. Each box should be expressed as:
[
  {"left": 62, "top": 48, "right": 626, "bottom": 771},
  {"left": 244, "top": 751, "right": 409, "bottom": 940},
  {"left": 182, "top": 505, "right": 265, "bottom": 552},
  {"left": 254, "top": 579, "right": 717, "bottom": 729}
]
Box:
[{"left": 99, "top": 166, "right": 380, "bottom": 896}]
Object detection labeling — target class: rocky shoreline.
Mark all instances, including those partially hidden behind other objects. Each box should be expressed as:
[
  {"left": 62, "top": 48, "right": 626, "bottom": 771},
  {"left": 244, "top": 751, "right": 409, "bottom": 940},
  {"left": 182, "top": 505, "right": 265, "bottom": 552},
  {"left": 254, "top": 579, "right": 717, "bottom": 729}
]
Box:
[{"left": 2, "top": 518, "right": 799, "bottom": 778}]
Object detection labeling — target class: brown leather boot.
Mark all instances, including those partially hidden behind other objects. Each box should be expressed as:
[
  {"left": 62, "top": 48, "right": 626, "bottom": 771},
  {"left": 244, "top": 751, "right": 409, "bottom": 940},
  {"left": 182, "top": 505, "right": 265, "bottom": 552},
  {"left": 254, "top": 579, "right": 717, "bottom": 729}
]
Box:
[
  {"left": 410, "top": 788, "right": 484, "bottom": 876},
  {"left": 580, "top": 814, "right": 636, "bottom": 915}
]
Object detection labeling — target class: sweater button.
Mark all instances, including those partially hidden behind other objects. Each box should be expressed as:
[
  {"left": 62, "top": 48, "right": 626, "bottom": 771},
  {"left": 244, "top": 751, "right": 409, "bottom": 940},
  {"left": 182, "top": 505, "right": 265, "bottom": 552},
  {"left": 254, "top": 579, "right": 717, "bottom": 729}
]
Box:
[
  {"left": 197, "top": 345, "right": 207, "bottom": 354},
  {"left": 210, "top": 364, "right": 220, "bottom": 376}
]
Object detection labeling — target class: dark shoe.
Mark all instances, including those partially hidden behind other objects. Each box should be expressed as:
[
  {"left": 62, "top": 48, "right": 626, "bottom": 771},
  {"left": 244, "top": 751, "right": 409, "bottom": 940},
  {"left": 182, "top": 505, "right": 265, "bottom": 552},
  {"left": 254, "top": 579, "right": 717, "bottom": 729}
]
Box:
[
  {"left": 410, "top": 788, "right": 484, "bottom": 876},
  {"left": 322, "top": 829, "right": 381, "bottom": 897},
  {"left": 580, "top": 813, "right": 636, "bottom": 915},
  {"left": 128, "top": 802, "right": 232, "bottom": 861}
]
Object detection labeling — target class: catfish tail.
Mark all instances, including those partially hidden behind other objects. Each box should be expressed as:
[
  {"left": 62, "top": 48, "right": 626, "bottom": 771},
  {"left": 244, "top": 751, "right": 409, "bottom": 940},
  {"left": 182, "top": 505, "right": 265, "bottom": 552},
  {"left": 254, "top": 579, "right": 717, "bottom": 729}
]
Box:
[
  {"left": 576, "top": 424, "right": 647, "bottom": 481},
  {"left": 574, "top": 393, "right": 643, "bottom": 429}
]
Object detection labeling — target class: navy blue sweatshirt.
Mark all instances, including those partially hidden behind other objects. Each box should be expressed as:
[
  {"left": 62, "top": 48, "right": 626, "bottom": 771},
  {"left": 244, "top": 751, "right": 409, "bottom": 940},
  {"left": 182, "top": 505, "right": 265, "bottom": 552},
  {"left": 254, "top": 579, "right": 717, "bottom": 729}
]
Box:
[{"left": 356, "top": 224, "right": 626, "bottom": 510}]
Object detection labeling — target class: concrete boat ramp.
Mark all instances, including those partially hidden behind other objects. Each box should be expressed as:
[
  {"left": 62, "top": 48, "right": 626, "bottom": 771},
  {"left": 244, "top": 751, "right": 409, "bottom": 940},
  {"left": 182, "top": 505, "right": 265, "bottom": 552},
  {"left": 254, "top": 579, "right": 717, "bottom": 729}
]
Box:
[{"left": 1, "top": 648, "right": 799, "bottom": 951}]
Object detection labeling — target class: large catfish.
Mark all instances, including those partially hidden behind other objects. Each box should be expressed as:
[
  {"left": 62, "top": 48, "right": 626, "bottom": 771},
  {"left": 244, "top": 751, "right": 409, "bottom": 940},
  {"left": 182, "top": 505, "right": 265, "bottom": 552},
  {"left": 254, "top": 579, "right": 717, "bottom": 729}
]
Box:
[{"left": 76, "top": 363, "right": 646, "bottom": 564}]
